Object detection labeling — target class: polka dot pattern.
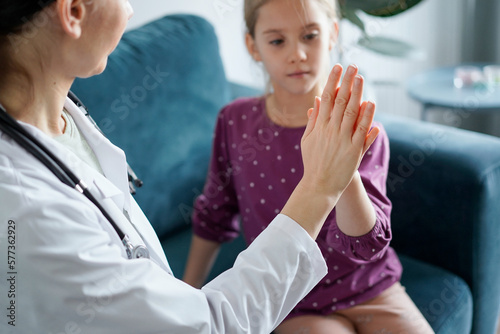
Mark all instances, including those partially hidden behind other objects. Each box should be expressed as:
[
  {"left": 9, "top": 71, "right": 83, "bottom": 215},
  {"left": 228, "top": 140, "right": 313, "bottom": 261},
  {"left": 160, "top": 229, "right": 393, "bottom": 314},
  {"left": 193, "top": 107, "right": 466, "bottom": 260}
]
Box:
[{"left": 191, "top": 97, "right": 402, "bottom": 317}]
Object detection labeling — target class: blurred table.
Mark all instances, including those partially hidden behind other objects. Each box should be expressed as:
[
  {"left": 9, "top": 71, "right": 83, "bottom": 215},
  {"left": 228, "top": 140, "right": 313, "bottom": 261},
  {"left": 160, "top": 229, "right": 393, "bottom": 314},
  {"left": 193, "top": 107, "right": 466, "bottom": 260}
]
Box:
[{"left": 407, "top": 64, "right": 500, "bottom": 121}]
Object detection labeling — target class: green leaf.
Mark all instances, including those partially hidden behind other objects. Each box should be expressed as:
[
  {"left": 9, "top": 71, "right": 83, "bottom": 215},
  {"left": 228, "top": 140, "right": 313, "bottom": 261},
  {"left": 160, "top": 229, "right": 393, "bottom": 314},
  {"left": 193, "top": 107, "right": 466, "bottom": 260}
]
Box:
[
  {"left": 341, "top": 8, "right": 366, "bottom": 34},
  {"left": 339, "top": 0, "right": 425, "bottom": 17},
  {"left": 357, "top": 35, "right": 425, "bottom": 59}
]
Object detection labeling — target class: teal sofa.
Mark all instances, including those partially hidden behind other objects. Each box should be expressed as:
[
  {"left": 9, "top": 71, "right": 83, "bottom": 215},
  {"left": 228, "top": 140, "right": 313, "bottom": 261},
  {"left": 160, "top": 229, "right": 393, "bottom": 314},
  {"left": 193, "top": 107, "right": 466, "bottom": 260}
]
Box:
[{"left": 71, "top": 14, "right": 500, "bottom": 334}]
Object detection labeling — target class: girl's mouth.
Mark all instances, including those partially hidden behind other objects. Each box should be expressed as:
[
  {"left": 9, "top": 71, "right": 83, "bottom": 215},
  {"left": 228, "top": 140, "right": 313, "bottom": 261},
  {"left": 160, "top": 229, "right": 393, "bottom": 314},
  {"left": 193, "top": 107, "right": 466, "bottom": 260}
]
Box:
[{"left": 288, "top": 71, "right": 310, "bottom": 78}]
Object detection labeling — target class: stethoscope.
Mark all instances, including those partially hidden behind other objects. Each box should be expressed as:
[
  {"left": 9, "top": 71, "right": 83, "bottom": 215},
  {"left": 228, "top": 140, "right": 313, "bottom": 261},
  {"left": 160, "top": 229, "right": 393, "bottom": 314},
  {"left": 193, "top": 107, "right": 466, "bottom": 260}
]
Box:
[{"left": 0, "top": 92, "right": 150, "bottom": 260}]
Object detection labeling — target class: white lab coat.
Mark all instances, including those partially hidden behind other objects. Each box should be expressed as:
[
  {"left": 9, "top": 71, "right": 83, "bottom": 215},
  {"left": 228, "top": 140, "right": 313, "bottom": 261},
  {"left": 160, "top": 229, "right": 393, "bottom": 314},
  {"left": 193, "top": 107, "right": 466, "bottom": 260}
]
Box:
[{"left": 0, "top": 98, "right": 327, "bottom": 334}]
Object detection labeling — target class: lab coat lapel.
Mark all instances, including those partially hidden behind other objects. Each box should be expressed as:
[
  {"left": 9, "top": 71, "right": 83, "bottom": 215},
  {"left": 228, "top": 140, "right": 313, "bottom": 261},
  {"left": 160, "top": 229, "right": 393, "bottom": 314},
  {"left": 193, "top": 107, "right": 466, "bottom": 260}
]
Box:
[{"left": 64, "top": 98, "right": 131, "bottom": 212}]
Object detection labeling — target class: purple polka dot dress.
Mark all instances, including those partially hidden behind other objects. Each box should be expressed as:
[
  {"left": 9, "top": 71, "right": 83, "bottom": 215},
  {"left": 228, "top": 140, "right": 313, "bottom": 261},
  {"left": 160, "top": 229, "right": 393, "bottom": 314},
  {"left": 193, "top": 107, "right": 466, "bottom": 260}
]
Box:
[{"left": 192, "top": 97, "right": 402, "bottom": 319}]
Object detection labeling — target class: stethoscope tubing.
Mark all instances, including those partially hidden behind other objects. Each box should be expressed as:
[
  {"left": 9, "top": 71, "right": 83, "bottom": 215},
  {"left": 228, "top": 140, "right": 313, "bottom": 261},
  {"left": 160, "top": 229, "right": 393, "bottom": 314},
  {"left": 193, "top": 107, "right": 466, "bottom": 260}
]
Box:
[
  {"left": 0, "top": 96, "right": 148, "bottom": 259},
  {"left": 0, "top": 108, "right": 75, "bottom": 187}
]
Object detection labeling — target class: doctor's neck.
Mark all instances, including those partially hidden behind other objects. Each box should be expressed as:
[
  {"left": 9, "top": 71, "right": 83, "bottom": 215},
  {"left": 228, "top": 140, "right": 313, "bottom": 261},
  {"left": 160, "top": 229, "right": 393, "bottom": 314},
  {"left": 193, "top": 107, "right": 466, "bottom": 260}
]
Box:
[{"left": 0, "top": 79, "right": 70, "bottom": 137}]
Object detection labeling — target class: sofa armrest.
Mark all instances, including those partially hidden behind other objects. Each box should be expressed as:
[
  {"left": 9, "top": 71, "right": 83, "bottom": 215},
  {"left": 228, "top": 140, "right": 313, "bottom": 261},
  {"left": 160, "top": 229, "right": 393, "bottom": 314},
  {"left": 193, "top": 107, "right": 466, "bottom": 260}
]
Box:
[{"left": 377, "top": 113, "right": 500, "bottom": 334}]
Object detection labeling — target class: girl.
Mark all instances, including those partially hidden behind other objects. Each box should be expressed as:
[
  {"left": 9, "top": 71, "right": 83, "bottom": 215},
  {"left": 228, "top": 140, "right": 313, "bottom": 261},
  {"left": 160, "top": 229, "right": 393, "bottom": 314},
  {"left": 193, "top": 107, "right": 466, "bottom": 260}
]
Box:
[
  {"left": 0, "top": 0, "right": 377, "bottom": 332},
  {"left": 183, "top": 0, "right": 434, "bottom": 333}
]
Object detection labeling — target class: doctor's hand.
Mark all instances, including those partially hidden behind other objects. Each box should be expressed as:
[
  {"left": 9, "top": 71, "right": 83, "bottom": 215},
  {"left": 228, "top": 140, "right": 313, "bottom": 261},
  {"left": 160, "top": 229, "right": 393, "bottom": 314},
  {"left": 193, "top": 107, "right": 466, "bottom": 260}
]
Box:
[{"left": 281, "top": 64, "right": 379, "bottom": 239}]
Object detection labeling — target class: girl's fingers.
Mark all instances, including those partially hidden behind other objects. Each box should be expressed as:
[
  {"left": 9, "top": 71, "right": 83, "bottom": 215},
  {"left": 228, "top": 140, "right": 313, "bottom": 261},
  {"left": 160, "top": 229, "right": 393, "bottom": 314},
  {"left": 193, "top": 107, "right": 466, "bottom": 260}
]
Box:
[
  {"left": 353, "top": 101, "right": 377, "bottom": 148},
  {"left": 318, "top": 64, "right": 343, "bottom": 124},
  {"left": 356, "top": 101, "right": 368, "bottom": 130},
  {"left": 330, "top": 65, "right": 358, "bottom": 129},
  {"left": 340, "top": 75, "right": 364, "bottom": 133},
  {"left": 307, "top": 108, "right": 314, "bottom": 118},
  {"left": 303, "top": 108, "right": 315, "bottom": 139},
  {"left": 364, "top": 126, "right": 380, "bottom": 154},
  {"left": 353, "top": 101, "right": 378, "bottom": 154}
]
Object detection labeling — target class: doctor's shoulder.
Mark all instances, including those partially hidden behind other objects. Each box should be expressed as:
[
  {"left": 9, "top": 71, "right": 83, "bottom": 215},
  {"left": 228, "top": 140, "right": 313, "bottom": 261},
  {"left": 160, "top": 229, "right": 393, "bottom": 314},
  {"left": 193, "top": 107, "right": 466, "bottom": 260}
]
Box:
[{"left": 0, "top": 135, "right": 101, "bottom": 225}]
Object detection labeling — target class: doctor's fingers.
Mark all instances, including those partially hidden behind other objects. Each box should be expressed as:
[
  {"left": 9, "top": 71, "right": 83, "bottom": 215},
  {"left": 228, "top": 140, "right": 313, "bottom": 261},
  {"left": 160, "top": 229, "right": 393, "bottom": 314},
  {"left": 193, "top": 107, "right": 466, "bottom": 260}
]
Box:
[
  {"left": 330, "top": 64, "right": 359, "bottom": 134},
  {"left": 317, "top": 64, "right": 343, "bottom": 124},
  {"left": 338, "top": 74, "right": 364, "bottom": 137}
]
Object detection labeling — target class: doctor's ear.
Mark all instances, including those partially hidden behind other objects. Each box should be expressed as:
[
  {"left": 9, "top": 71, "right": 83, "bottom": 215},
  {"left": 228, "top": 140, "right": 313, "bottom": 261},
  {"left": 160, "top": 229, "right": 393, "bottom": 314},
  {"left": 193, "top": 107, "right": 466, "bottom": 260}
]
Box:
[
  {"left": 245, "top": 33, "right": 262, "bottom": 62},
  {"left": 57, "top": 0, "right": 87, "bottom": 38}
]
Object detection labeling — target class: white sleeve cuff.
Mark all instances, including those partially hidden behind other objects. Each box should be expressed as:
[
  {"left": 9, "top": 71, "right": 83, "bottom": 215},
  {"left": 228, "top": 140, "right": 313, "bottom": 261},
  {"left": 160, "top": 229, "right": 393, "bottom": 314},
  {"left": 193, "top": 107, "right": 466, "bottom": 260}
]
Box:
[{"left": 265, "top": 214, "right": 327, "bottom": 279}]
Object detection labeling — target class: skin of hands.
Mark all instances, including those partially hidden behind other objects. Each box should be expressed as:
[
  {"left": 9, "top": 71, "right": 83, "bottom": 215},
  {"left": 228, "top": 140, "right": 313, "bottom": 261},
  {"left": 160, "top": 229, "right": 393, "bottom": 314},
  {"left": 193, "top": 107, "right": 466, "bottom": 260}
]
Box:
[
  {"left": 184, "top": 64, "right": 378, "bottom": 287},
  {"left": 281, "top": 64, "right": 379, "bottom": 239}
]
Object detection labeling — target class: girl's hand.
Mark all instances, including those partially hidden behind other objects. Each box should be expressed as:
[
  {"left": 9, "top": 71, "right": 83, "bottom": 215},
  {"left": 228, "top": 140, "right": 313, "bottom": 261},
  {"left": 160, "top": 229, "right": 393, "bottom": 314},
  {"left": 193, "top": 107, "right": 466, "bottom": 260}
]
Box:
[
  {"left": 281, "top": 64, "right": 379, "bottom": 239},
  {"left": 300, "top": 64, "right": 379, "bottom": 201}
]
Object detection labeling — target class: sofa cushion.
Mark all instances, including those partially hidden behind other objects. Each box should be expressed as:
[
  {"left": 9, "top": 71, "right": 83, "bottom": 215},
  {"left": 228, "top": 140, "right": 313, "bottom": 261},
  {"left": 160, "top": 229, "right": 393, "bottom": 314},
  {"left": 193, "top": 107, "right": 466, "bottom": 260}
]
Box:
[
  {"left": 71, "top": 15, "right": 232, "bottom": 238},
  {"left": 399, "top": 255, "right": 473, "bottom": 334}
]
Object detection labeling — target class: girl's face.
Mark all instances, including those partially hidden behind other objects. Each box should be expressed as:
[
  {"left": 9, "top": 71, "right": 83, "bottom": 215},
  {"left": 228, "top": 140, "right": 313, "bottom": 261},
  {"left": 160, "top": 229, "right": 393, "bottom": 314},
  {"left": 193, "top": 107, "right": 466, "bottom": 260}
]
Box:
[{"left": 246, "top": 0, "right": 337, "bottom": 97}]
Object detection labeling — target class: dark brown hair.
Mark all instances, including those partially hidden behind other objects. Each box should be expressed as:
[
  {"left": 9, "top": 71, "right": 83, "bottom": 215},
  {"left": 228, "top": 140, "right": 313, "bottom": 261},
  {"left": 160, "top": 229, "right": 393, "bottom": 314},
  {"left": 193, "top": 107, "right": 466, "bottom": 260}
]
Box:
[
  {"left": 0, "top": 1, "right": 56, "bottom": 101},
  {"left": 0, "top": 0, "right": 56, "bottom": 35}
]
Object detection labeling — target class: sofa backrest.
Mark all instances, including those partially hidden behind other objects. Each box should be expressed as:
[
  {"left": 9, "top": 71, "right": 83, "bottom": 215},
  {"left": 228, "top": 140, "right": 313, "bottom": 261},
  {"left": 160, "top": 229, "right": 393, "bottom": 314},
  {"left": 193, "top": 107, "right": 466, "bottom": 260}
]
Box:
[{"left": 71, "top": 15, "right": 232, "bottom": 238}]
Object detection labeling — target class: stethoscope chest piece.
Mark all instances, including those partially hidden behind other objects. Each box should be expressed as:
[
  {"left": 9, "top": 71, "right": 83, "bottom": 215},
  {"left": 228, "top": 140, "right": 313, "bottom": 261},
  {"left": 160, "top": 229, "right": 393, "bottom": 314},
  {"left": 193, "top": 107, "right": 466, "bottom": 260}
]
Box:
[
  {"left": 123, "top": 235, "right": 150, "bottom": 259},
  {"left": 131, "top": 245, "right": 150, "bottom": 259}
]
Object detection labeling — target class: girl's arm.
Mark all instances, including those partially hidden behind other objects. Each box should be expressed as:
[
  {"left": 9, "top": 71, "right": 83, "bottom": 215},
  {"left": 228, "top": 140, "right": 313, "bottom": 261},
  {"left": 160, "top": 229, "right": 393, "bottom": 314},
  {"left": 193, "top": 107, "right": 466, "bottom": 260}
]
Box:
[
  {"left": 335, "top": 126, "right": 391, "bottom": 237},
  {"left": 335, "top": 171, "right": 376, "bottom": 237},
  {"left": 183, "top": 235, "right": 221, "bottom": 288}
]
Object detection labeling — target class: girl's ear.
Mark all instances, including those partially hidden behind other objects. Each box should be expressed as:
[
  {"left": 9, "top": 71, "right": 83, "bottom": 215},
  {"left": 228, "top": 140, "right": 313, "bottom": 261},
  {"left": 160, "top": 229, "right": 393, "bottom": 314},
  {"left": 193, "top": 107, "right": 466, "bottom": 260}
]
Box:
[
  {"left": 57, "top": 0, "right": 86, "bottom": 39},
  {"left": 329, "top": 21, "right": 339, "bottom": 51},
  {"left": 245, "top": 33, "right": 262, "bottom": 62}
]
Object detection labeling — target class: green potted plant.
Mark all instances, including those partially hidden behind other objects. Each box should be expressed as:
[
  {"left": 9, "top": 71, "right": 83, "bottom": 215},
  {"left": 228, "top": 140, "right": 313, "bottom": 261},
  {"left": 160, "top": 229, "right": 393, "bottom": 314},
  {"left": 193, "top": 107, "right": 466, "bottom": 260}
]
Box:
[{"left": 338, "top": 0, "right": 426, "bottom": 58}]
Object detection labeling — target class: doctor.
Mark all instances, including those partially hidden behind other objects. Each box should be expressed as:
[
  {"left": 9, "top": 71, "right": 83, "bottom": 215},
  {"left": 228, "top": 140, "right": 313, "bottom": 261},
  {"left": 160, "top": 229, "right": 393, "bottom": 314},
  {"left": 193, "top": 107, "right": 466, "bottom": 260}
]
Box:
[{"left": 0, "top": 0, "right": 378, "bottom": 333}]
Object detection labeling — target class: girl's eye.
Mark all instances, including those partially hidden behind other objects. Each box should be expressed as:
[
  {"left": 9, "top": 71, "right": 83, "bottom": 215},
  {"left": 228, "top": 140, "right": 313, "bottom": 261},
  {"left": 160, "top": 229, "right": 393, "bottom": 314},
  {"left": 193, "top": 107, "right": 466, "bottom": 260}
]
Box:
[
  {"left": 270, "top": 39, "right": 284, "bottom": 46},
  {"left": 303, "top": 33, "right": 319, "bottom": 41}
]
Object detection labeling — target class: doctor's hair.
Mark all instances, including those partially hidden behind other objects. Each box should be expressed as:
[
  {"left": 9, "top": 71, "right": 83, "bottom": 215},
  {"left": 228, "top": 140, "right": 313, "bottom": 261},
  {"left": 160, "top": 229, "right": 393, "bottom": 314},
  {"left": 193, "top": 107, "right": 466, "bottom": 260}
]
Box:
[
  {"left": 0, "top": 0, "right": 56, "bottom": 103},
  {"left": 0, "top": 0, "right": 56, "bottom": 35},
  {"left": 244, "top": 0, "right": 338, "bottom": 38}
]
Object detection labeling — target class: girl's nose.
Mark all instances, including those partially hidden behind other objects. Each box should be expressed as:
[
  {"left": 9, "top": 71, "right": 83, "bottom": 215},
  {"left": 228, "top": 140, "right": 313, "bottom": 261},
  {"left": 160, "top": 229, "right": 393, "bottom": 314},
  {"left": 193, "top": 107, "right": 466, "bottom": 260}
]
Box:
[{"left": 288, "top": 42, "right": 307, "bottom": 63}]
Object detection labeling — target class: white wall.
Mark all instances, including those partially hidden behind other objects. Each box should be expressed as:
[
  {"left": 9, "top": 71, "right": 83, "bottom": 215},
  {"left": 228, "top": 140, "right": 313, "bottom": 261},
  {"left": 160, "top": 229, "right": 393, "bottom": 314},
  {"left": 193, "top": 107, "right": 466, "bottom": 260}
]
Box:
[
  {"left": 128, "top": 0, "right": 256, "bottom": 86},
  {"left": 127, "top": 0, "right": 464, "bottom": 121},
  {"left": 344, "top": 0, "right": 464, "bottom": 120}
]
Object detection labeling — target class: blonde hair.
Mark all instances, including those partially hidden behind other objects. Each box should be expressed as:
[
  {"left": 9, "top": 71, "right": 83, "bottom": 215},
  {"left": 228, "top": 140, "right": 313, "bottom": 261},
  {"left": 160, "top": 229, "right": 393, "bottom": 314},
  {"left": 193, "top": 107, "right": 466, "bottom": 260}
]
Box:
[{"left": 244, "top": 0, "right": 338, "bottom": 37}]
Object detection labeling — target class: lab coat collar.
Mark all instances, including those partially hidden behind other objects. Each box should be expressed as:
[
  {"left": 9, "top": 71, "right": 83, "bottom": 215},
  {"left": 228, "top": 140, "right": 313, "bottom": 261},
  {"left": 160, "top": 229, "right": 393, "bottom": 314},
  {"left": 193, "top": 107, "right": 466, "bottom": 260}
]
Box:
[{"left": 64, "top": 97, "right": 131, "bottom": 213}]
